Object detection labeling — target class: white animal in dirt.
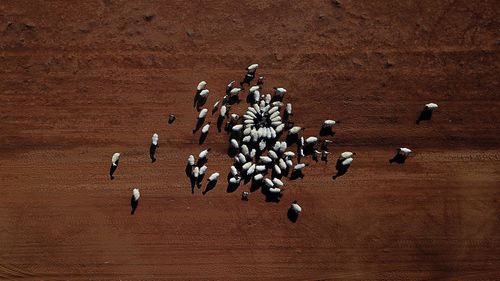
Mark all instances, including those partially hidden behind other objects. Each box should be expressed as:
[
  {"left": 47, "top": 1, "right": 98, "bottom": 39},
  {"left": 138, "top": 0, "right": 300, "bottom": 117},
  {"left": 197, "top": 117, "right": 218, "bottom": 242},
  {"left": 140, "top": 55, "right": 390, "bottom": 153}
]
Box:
[
  {"left": 272, "top": 101, "right": 283, "bottom": 107},
  {"left": 259, "top": 140, "right": 266, "bottom": 151},
  {"left": 286, "top": 159, "right": 293, "bottom": 167},
  {"left": 284, "top": 151, "right": 295, "bottom": 157},
  {"left": 279, "top": 158, "right": 287, "bottom": 170},
  {"left": 255, "top": 165, "right": 266, "bottom": 172},
  {"left": 242, "top": 162, "right": 253, "bottom": 171},
  {"left": 243, "top": 127, "right": 252, "bottom": 136},
  {"left": 272, "top": 178, "right": 284, "bottom": 187},
  {"left": 300, "top": 137, "right": 304, "bottom": 147},
  {"left": 253, "top": 174, "right": 264, "bottom": 181},
  {"left": 306, "top": 136, "right": 318, "bottom": 144},
  {"left": 193, "top": 166, "right": 199, "bottom": 178},
  {"left": 270, "top": 111, "right": 280, "bottom": 119},
  {"left": 264, "top": 178, "right": 274, "bottom": 188},
  {"left": 274, "top": 87, "right": 287, "bottom": 96},
  {"left": 323, "top": 119, "right": 336, "bottom": 128},
  {"left": 230, "top": 88, "right": 242, "bottom": 96},
  {"left": 241, "top": 144, "right": 249, "bottom": 156},
  {"left": 220, "top": 105, "right": 227, "bottom": 116},
  {"left": 187, "top": 155, "right": 195, "bottom": 166},
  {"left": 268, "top": 106, "right": 279, "bottom": 115},
  {"left": 260, "top": 156, "right": 272, "bottom": 164},
  {"left": 199, "top": 165, "right": 208, "bottom": 175},
  {"left": 425, "top": 103, "right": 438, "bottom": 110},
  {"left": 242, "top": 135, "right": 251, "bottom": 143},
  {"left": 237, "top": 153, "right": 247, "bottom": 164},
  {"left": 208, "top": 172, "right": 220, "bottom": 182},
  {"left": 198, "top": 108, "right": 208, "bottom": 119},
  {"left": 250, "top": 149, "right": 257, "bottom": 159},
  {"left": 199, "top": 149, "right": 210, "bottom": 159},
  {"left": 197, "top": 81, "right": 207, "bottom": 91},
  {"left": 132, "top": 188, "right": 140, "bottom": 201},
  {"left": 275, "top": 124, "right": 285, "bottom": 133},
  {"left": 248, "top": 106, "right": 257, "bottom": 114},
  {"left": 286, "top": 103, "right": 292, "bottom": 115},
  {"left": 247, "top": 164, "right": 256, "bottom": 176},
  {"left": 274, "top": 165, "right": 282, "bottom": 175},
  {"left": 249, "top": 86, "right": 260, "bottom": 93},
  {"left": 265, "top": 94, "right": 272, "bottom": 104},
  {"left": 291, "top": 202, "right": 301, "bottom": 214},
  {"left": 247, "top": 64, "right": 259, "bottom": 71},
  {"left": 293, "top": 163, "right": 308, "bottom": 171},
  {"left": 232, "top": 124, "right": 243, "bottom": 132},
  {"left": 339, "top": 151, "right": 355, "bottom": 160},
  {"left": 199, "top": 89, "right": 209, "bottom": 98},
  {"left": 112, "top": 153, "right": 120, "bottom": 165},
  {"left": 268, "top": 187, "right": 281, "bottom": 194},
  {"left": 272, "top": 141, "right": 281, "bottom": 151},
  {"left": 230, "top": 139, "right": 239, "bottom": 149},
  {"left": 289, "top": 126, "right": 303, "bottom": 135},
  {"left": 279, "top": 142, "right": 287, "bottom": 153},
  {"left": 341, "top": 157, "right": 353, "bottom": 166},
  {"left": 230, "top": 165, "right": 238, "bottom": 176},
  {"left": 151, "top": 133, "right": 159, "bottom": 145},
  {"left": 201, "top": 123, "right": 210, "bottom": 134},
  {"left": 229, "top": 176, "right": 241, "bottom": 184},
  {"left": 268, "top": 150, "right": 278, "bottom": 159},
  {"left": 398, "top": 147, "right": 412, "bottom": 156}
]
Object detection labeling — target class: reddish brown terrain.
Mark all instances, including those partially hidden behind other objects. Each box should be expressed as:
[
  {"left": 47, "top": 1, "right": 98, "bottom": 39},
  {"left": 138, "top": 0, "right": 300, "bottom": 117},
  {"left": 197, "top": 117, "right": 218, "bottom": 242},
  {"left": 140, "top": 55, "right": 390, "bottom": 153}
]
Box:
[{"left": 1, "top": 1, "right": 499, "bottom": 280}]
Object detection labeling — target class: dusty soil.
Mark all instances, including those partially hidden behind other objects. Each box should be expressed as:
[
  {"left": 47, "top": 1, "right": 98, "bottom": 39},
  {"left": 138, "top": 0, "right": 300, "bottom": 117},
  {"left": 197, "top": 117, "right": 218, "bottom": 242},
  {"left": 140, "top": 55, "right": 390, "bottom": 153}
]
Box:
[{"left": 1, "top": 1, "right": 499, "bottom": 280}]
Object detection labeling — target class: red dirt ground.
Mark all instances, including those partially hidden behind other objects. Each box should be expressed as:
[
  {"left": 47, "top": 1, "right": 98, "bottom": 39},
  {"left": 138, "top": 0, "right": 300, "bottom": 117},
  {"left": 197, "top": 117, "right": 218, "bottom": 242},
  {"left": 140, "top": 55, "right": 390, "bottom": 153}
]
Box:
[{"left": 1, "top": 1, "right": 499, "bottom": 280}]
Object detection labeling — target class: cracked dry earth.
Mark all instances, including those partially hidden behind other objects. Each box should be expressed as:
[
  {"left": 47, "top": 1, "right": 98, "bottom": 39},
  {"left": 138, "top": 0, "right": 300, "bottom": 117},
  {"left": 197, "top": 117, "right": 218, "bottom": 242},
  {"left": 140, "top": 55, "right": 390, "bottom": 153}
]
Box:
[{"left": 1, "top": 1, "right": 499, "bottom": 280}]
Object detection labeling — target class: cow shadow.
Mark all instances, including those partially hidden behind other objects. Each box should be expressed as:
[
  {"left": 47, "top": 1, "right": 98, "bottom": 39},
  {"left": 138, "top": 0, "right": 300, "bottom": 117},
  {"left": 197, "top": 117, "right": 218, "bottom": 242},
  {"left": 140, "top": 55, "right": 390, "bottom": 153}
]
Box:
[
  {"left": 199, "top": 132, "right": 208, "bottom": 144},
  {"left": 217, "top": 115, "right": 224, "bottom": 132},
  {"left": 389, "top": 153, "right": 407, "bottom": 164},
  {"left": 226, "top": 182, "right": 240, "bottom": 193},
  {"left": 320, "top": 127, "right": 335, "bottom": 137},
  {"left": 416, "top": 108, "right": 433, "bottom": 124},
  {"left": 290, "top": 170, "right": 304, "bottom": 180},
  {"left": 193, "top": 117, "right": 206, "bottom": 133},
  {"left": 202, "top": 180, "right": 218, "bottom": 195},
  {"left": 332, "top": 159, "right": 350, "bottom": 179},
  {"left": 287, "top": 208, "right": 299, "bottom": 223},
  {"left": 130, "top": 196, "right": 139, "bottom": 215}
]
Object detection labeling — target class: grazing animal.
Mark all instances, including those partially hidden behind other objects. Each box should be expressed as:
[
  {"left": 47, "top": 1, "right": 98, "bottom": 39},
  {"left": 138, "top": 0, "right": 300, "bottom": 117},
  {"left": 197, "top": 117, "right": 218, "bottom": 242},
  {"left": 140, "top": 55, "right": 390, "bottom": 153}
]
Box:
[
  {"left": 187, "top": 155, "right": 195, "bottom": 166},
  {"left": 240, "top": 64, "right": 258, "bottom": 88},
  {"left": 274, "top": 87, "right": 287, "bottom": 97},
  {"left": 199, "top": 89, "right": 209, "bottom": 99},
  {"left": 150, "top": 133, "right": 159, "bottom": 163},
  {"left": 291, "top": 201, "right": 301, "bottom": 214},
  {"left": 322, "top": 120, "right": 336, "bottom": 128},
  {"left": 198, "top": 108, "right": 208, "bottom": 119},
  {"left": 226, "top": 80, "right": 236, "bottom": 95},
  {"left": 339, "top": 151, "right": 355, "bottom": 160},
  {"left": 289, "top": 126, "right": 303, "bottom": 135},
  {"left": 110, "top": 152, "right": 120, "bottom": 180},
  {"left": 208, "top": 172, "right": 220, "bottom": 182},
  {"left": 201, "top": 123, "right": 211, "bottom": 134},
  {"left": 196, "top": 81, "right": 207, "bottom": 93},
  {"left": 390, "top": 147, "right": 412, "bottom": 164},
  {"left": 131, "top": 188, "right": 140, "bottom": 215},
  {"left": 417, "top": 103, "right": 438, "bottom": 124}
]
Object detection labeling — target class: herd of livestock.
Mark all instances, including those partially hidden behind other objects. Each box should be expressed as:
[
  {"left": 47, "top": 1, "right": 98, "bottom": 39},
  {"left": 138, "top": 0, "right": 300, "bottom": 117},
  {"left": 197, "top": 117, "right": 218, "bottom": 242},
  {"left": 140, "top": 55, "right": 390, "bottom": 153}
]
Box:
[{"left": 107, "top": 64, "right": 439, "bottom": 220}]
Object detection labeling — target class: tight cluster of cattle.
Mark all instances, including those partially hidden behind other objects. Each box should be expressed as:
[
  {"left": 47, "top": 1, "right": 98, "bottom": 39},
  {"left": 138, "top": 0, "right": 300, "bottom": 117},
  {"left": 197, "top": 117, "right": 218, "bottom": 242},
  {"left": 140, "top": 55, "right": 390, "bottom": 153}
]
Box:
[{"left": 107, "top": 64, "right": 439, "bottom": 219}]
